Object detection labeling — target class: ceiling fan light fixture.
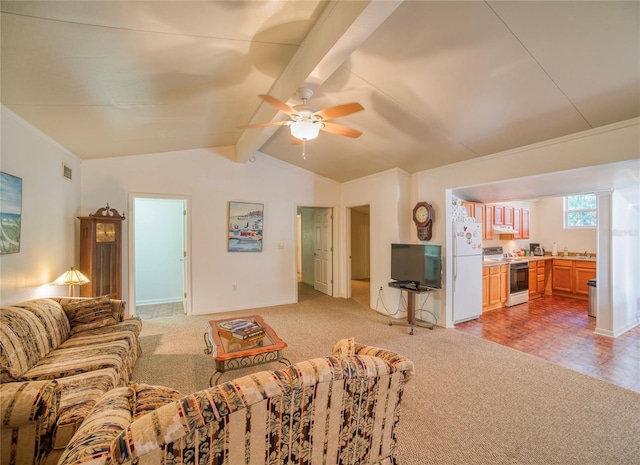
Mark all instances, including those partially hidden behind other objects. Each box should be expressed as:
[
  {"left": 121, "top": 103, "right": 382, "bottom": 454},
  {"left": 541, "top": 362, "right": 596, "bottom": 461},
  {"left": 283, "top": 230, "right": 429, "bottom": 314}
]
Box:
[{"left": 290, "top": 121, "right": 321, "bottom": 141}]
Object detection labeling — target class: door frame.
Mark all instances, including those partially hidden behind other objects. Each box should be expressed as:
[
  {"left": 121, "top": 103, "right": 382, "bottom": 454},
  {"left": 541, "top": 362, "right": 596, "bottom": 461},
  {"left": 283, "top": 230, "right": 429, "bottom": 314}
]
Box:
[
  {"left": 295, "top": 204, "right": 335, "bottom": 301},
  {"left": 128, "top": 193, "right": 192, "bottom": 316},
  {"left": 346, "top": 204, "right": 371, "bottom": 301}
]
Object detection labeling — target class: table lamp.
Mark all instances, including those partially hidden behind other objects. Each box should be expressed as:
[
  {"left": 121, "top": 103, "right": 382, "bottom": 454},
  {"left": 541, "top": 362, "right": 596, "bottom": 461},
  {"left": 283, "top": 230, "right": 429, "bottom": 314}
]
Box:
[{"left": 52, "top": 267, "right": 90, "bottom": 297}]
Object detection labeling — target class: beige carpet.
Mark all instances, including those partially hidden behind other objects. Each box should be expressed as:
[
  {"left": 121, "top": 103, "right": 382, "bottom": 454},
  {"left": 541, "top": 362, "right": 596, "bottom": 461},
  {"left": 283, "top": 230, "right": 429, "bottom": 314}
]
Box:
[{"left": 132, "top": 284, "right": 640, "bottom": 465}]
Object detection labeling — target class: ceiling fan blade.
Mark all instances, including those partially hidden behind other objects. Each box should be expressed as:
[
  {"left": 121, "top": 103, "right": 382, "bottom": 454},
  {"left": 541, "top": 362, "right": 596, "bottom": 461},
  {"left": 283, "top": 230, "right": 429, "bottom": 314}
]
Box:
[
  {"left": 258, "top": 94, "right": 298, "bottom": 117},
  {"left": 313, "top": 102, "right": 364, "bottom": 121},
  {"left": 237, "top": 121, "right": 290, "bottom": 129},
  {"left": 321, "top": 122, "right": 362, "bottom": 138}
]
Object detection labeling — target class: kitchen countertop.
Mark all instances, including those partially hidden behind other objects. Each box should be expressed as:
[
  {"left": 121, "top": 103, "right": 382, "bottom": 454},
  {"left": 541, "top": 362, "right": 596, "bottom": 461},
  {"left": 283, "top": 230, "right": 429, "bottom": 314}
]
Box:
[{"left": 483, "top": 255, "right": 596, "bottom": 267}]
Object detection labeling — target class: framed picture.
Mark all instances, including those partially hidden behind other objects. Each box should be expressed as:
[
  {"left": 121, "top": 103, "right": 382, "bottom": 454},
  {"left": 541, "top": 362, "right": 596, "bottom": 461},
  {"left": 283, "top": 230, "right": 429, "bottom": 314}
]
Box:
[
  {"left": 228, "top": 201, "right": 263, "bottom": 252},
  {"left": 0, "top": 171, "right": 23, "bottom": 254}
]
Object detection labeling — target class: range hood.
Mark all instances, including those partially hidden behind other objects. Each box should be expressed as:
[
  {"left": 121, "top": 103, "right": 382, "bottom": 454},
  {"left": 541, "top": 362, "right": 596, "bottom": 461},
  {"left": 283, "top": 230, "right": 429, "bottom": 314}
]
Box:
[{"left": 493, "top": 225, "right": 518, "bottom": 235}]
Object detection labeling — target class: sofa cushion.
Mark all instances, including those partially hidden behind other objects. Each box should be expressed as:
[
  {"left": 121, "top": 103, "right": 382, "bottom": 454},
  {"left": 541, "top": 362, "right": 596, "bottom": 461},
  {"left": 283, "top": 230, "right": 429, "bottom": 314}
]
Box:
[
  {"left": 12, "top": 299, "right": 71, "bottom": 348},
  {"left": 0, "top": 307, "right": 52, "bottom": 381},
  {"left": 21, "top": 340, "right": 133, "bottom": 386},
  {"left": 61, "top": 297, "right": 118, "bottom": 334}
]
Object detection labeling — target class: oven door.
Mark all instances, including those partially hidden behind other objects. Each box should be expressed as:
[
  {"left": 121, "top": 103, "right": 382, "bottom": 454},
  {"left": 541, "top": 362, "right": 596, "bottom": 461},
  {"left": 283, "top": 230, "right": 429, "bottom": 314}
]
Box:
[{"left": 509, "top": 262, "right": 529, "bottom": 294}]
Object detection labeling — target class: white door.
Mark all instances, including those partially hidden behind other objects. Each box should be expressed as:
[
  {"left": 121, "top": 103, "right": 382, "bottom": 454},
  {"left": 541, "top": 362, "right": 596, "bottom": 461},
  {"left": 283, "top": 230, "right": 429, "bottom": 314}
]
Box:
[{"left": 313, "top": 208, "right": 333, "bottom": 295}]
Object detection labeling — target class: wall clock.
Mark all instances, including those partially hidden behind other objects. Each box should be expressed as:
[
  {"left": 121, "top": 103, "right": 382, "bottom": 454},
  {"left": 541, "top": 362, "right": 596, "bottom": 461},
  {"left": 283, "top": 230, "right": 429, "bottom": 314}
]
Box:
[{"left": 412, "top": 202, "right": 435, "bottom": 241}]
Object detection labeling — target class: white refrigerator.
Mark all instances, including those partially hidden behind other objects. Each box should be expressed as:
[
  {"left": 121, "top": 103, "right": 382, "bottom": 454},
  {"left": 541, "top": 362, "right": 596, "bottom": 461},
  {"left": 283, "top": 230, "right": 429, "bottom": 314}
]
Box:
[{"left": 452, "top": 222, "right": 483, "bottom": 323}]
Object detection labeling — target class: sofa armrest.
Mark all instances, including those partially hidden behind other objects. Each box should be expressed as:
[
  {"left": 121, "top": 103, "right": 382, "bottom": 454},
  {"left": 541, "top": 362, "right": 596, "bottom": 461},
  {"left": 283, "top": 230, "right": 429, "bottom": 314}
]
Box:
[
  {"left": 1, "top": 380, "right": 60, "bottom": 430},
  {"left": 332, "top": 337, "right": 415, "bottom": 381},
  {"left": 1, "top": 380, "right": 61, "bottom": 465}
]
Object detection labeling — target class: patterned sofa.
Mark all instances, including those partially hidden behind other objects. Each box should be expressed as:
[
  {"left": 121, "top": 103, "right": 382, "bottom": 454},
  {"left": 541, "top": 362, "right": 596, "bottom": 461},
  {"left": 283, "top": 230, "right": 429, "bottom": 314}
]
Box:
[
  {"left": 0, "top": 297, "right": 142, "bottom": 465},
  {"left": 57, "top": 338, "right": 414, "bottom": 465}
]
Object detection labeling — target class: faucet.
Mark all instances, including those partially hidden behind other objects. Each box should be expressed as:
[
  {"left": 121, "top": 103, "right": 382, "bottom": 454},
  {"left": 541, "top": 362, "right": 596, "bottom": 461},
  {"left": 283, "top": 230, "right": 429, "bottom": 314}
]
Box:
[{"left": 584, "top": 251, "right": 590, "bottom": 258}]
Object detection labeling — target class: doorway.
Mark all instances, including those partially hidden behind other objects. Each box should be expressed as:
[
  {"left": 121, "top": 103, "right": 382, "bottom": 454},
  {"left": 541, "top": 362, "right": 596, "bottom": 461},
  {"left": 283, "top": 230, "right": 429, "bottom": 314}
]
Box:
[
  {"left": 129, "top": 194, "right": 190, "bottom": 317},
  {"left": 348, "top": 205, "right": 371, "bottom": 307},
  {"left": 297, "top": 207, "right": 333, "bottom": 298}
]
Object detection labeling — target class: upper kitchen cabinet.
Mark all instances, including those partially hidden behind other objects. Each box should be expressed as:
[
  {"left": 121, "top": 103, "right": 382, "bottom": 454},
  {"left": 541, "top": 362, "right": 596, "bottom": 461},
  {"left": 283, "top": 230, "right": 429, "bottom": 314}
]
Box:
[
  {"left": 461, "top": 201, "right": 495, "bottom": 240},
  {"left": 484, "top": 205, "right": 494, "bottom": 240},
  {"left": 460, "top": 200, "right": 530, "bottom": 241},
  {"left": 461, "top": 201, "right": 483, "bottom": 224},
  {"left": 494, "top": 206, "right": 504, "bottom": 225}
]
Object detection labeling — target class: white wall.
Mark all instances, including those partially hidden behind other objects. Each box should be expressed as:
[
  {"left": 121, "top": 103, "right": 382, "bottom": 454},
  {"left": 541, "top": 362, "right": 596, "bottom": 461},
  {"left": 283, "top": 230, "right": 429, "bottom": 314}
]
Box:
[
  {"left": 341, "top": 169, "right": 421, "bottom": 318},
  {"left": 0, "top": 108, "right": 82, "bottom": 305},
  {"left": 81, "top": 148, "right": 340, "bottom": 315},
  {"left": 535, "top": 197, "right": 597, "bottom": 255},
  {"left": 610, "top": 187, "right": 640, "bottom": 334}
]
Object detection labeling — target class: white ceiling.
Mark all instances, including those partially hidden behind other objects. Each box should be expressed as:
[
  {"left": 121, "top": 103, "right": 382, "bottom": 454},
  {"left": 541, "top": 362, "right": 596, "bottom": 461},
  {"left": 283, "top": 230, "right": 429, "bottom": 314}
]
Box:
[{"left": 2, "top": 1, "right": 639, "bottom": 183}]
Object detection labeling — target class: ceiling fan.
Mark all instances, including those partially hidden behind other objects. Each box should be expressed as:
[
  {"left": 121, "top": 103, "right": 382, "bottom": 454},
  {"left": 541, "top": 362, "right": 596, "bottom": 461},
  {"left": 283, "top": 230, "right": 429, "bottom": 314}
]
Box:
[{"left": 238, "top": 87, "right": 364, "bottom": 144}]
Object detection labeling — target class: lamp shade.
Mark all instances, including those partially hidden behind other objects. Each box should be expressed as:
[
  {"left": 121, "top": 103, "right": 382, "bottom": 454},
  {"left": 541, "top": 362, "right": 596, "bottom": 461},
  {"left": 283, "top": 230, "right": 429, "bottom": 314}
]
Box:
[
  {"left": 52, "top": 267, "right": 90, "bottom": 297},
  {"left": 290, "top": 121, "right": 321, "bottom": 141},
  {"left": 53, "top": 267, "right": 90, "bottom": 286}
]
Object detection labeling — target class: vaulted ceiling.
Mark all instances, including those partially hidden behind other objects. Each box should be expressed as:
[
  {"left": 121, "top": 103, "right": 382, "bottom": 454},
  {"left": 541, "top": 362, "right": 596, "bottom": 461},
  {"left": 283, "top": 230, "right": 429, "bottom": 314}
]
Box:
[{"left": 2, "top": 1, "right": 639, "bottom": 182}]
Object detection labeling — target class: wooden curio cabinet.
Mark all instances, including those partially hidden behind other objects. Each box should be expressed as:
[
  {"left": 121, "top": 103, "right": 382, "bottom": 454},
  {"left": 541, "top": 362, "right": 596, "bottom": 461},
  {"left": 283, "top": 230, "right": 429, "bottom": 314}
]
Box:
[{"left": 78, "top": 204, "right": 125, "bottom": 299}]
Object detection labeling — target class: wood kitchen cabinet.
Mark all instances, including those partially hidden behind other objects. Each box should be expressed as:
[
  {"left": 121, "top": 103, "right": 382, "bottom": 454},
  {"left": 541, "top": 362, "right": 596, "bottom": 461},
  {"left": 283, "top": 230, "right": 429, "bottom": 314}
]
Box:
[
  {"left": 551, "top": 259, "right": 595, "bottom": 300},
  {"left": 552, "top": 259, "right": 573, "bottom": 293},
  {"left": 504, "top": 206, "right": 513, "bottom": 226},
  {"left": 461, "top": 201, "right": 484, "bottom": 224},
  {"left": 493, "top": 205, "right": 504, "bottom": 225},
  {"left": 482, "top": 264, "right": 506, "bottom": 312},
  {"left": 500, "top": 265, "right": 509, "bottom": 304},
  {"left": 521, "top": 208, "right": 530, "bottom": 239},
  {"left": 513, "top": 207, "right": 522, "bottom": 239},
  {"left": 574, "top": 261, "right": 596, "bottom": 297},
  {"left": 484, "top": 205, "right": 494, "bottom": 240},
  {"left": 528, "top": 260, "right": 546, "bottom": 300}
]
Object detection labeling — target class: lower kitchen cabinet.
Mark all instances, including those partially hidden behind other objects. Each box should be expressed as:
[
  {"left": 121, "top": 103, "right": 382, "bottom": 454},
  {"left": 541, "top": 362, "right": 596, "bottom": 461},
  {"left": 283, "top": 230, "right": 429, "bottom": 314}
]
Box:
[
  {"left": 574, "top": 261, "right": 596, "bottom": 297},
  {"left": 500, "top": 265, "right": 509, "bottom": 305},
  {"left": 551, "top": 259, "right": 596, "bottom": 300},
  {"left": 552, "top": 259, "right": 573, "bottom": 293},
  {"left": 528, "top": 260, "right": 546, "bottom": 300},
  {"left": 483, "top": 264, "right": 508, "bottom": 312}
]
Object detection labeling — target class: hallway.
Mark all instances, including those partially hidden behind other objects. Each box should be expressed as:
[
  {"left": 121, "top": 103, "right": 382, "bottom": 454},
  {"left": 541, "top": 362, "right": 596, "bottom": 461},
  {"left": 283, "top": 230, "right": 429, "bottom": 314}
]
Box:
[{"left": 455, "top": 295, "right": 640, "bottom": 393}]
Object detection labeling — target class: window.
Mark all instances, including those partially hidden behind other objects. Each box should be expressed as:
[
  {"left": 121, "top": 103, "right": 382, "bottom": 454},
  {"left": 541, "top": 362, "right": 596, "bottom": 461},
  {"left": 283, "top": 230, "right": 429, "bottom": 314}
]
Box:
[{"left": 565, "top": 194, "right": 596, "bottom": 228}]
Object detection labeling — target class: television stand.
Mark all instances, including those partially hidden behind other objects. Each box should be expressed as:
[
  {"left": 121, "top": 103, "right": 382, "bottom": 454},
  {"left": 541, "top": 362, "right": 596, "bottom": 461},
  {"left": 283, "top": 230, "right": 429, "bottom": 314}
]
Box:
[{"left": 388, "top": 282, "right": 436, "bottom": 335}]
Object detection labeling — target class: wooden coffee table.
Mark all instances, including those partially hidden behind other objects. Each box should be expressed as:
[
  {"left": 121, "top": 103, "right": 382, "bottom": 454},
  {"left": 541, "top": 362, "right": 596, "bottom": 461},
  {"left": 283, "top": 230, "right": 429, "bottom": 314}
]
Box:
[{"left": 203, "top": 315, "right": 289, "bottom": 386}]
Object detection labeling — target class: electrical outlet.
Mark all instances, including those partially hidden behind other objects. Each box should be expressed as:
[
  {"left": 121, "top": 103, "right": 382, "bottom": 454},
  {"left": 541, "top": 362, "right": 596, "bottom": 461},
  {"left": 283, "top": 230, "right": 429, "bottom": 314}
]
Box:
[
  {"left": 232, "top": 284, "right": 238, "bottom": 291},
  {"left": 379, "top": 286, "right": 383, "bottom": 291}
]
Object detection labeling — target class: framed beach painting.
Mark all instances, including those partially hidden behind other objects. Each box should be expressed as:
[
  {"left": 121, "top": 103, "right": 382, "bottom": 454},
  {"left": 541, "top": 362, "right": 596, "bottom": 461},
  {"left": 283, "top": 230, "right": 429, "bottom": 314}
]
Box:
[
  {"left": 0, "top": 171, "right": 23, "bottom": 254},
  {"left": 228, "top": 201, "right": 263, "bottom": 252}
]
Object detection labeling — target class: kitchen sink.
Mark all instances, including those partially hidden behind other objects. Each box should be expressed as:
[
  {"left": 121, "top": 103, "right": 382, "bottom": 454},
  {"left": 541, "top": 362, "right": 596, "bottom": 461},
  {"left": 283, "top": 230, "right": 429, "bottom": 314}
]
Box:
[{"left": 572, "top": 256, "right": 595, "bottom": 261}]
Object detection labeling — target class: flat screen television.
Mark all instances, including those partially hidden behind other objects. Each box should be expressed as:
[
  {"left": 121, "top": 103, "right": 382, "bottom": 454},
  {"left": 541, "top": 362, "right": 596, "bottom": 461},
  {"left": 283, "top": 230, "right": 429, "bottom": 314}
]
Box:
[{"left": 391, "top": 243, "right": 442, "bottom": 289}]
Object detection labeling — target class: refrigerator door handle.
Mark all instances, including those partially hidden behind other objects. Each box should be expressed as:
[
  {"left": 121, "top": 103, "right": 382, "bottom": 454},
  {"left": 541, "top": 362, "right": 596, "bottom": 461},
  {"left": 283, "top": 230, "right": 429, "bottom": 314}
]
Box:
[{"left": 452, "top": 228, "right": 457, "bottom": 281}]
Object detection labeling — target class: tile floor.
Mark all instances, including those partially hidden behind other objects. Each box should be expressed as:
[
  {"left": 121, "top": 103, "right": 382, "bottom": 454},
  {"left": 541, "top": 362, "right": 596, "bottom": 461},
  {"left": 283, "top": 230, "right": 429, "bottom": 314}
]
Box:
[{"left": 455, "top": 295, "right": 640, "bottom": 393}]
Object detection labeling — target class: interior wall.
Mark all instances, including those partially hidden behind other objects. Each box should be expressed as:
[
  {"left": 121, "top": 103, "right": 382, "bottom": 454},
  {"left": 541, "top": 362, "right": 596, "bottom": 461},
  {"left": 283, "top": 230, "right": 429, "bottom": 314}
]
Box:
[
  {"left": 81, "top": 148, "right": 340, "bottom": 314},
  {"left": 341, "top": 168, "right": 411, "bottom": 312},
  {"left": 611, "top": 187, "right": 640, "bottom": 334},
  {"left": 0, "top": 108, "right": 82, "bottom": 305},
  {"left": 534, "top": 197, "right": 597, "bottom": 254}
]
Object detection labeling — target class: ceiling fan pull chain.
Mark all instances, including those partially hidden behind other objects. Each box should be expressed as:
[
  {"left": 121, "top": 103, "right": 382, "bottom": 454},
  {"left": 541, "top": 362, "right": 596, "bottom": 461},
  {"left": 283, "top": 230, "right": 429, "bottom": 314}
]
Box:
[{"left": 302, "top": 139, "right": 307, "bottom": 160}]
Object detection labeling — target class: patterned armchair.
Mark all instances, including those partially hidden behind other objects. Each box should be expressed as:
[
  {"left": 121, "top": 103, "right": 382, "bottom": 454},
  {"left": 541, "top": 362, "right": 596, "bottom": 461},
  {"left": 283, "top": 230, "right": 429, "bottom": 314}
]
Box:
[{"left": 58, "top": 339, "right": 414, "bottom": 465}]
